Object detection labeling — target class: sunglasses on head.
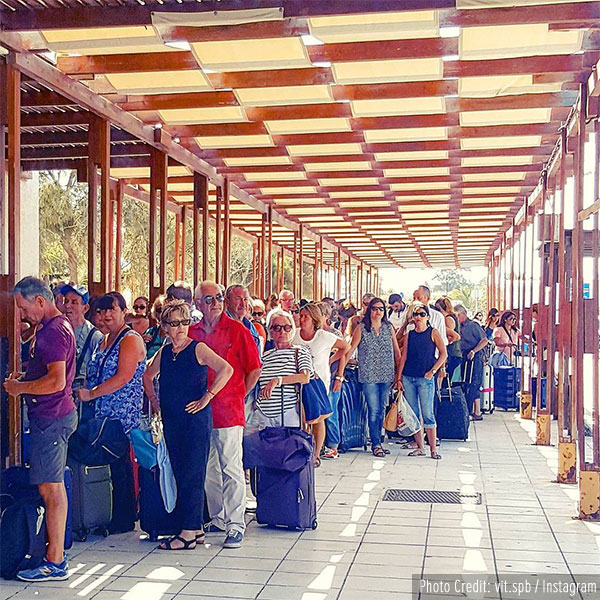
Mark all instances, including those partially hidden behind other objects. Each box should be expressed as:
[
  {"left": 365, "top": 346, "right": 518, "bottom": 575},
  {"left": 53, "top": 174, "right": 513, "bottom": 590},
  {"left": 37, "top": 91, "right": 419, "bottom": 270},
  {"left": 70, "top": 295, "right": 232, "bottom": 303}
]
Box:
[
  {"left": 165, "top": 319, "right": 191, "bottom": 327},
  {"left": 202, "top": 294, "right": 224, "bottom": 305},
  {"left": 270, "top": 324, "right": 293, "bottom": 332},
  {"left": 133, "top": 304, "right": 147, "bottom": 311},
  {"left": 413, "top": 311, "right": 428, "bottom": 318}
]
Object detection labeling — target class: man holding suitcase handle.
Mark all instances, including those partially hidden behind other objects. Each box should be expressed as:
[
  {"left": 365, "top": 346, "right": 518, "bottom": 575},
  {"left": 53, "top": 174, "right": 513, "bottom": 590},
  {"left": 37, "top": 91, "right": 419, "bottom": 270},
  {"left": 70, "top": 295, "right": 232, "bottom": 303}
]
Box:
[{"left": 3, "top": 277, "right": 77, "bottom": 582}]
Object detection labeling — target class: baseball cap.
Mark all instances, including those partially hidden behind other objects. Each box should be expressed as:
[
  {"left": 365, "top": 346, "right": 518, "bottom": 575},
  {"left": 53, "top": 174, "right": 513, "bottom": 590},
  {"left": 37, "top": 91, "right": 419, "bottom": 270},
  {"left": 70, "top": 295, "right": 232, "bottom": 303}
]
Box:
[{"left": 60, "top": 283, "right": 89, "bottom": 305}]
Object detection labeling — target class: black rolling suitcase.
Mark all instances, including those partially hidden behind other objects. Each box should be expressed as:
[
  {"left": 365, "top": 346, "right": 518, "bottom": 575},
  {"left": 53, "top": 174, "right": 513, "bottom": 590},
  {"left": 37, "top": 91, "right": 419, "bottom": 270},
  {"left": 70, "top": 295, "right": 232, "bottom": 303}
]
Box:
[
  {"left": 68, "top": 459, "right": 112, "bottom": 541},
  {"left": 436, "top": 378, "right": 470, "bottom": 441},
  {"left": 138, "top": 466, "right": 180, "bottom": 542}
]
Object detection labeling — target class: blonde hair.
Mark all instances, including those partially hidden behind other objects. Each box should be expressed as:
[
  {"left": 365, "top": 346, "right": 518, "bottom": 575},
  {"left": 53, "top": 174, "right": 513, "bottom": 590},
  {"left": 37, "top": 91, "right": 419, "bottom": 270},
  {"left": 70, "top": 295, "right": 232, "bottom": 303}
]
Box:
[{"left": 161, "top": 299, "right": 191, "bottom": 324}]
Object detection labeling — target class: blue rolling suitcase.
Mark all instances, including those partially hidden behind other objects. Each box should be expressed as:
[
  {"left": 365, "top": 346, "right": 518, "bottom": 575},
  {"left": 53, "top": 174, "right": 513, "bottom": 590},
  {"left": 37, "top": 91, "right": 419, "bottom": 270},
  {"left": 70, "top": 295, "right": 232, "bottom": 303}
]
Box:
[
  {"left": 338, "top": 365, "right": 368, "bottom": 452},
  {"left": 494, "top": 366, "right": 521, "bottom": 411},
  {"left": 138, "top": 465, "right": 181, "bottom": 542},
  {"left": 531, "top": 376, "right": 547, "bottom": 409}
]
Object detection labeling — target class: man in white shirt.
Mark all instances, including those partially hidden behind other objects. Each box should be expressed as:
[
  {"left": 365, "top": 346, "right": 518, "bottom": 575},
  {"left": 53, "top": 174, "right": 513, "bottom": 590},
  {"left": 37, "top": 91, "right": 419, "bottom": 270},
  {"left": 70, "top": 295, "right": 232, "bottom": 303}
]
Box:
[
  {"left": 396, "top": 286, "right": 447, "bottom": 345},
  {"left": 387, "top": 293, "right": 406, "bottom": 330}
]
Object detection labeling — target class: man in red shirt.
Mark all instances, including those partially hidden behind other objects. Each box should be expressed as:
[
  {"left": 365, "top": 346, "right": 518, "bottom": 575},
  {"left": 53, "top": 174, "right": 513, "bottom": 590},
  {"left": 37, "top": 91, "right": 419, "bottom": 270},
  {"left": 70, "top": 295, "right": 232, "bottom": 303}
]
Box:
[{"left": 189, "top": 281, "right": 261, "bottom": 548}]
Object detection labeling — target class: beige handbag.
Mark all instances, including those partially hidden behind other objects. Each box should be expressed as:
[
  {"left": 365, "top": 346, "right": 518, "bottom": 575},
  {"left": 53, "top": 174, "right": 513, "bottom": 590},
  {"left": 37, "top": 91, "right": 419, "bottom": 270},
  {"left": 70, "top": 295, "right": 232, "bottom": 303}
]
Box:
[{"left": 384, "top": 400, "right": 399, "bottom": 432}]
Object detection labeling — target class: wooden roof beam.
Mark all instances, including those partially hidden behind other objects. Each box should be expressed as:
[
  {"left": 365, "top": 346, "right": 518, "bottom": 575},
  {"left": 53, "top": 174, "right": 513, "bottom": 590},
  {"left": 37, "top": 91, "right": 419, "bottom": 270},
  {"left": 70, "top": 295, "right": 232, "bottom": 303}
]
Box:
[{"left": 0, "top": 1, "right": 456, "bottom": 31}]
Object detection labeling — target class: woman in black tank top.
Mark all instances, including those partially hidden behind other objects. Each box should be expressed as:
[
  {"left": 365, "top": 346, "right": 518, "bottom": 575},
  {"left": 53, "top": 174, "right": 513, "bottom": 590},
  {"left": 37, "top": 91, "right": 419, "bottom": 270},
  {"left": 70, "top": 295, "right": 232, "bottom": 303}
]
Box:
[
  {"left": 143, "top": 300, "right": 233, "bottom": 551},
  {"left": 397, "top": 303, "right": 447, "bottom": 460}
]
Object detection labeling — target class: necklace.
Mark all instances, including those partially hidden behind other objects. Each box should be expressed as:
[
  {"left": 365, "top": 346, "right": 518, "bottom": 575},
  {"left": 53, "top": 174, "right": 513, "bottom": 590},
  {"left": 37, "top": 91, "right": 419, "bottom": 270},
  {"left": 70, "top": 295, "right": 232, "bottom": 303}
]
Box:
[{"left": 172, "top": 339, "right": 191, "bottom": 362}]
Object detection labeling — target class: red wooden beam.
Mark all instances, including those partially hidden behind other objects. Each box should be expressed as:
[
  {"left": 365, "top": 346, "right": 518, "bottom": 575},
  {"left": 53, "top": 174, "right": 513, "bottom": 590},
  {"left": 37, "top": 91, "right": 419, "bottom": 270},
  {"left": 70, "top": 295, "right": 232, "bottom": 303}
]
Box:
[
  {"left": 333, "top": 80, "right": 457, "bottom": 101},
  {"left": 117, "top": 90, "right": 240, "bottom": 111},
  {"left": 207, "top": 67, "right": 334, "bottom": 89}
]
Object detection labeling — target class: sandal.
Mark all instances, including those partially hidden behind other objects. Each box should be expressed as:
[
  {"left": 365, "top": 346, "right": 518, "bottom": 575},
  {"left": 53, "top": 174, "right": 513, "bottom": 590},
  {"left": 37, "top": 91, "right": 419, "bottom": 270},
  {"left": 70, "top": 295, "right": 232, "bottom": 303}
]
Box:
[
  {"left": 430, "top": 452, "right": 442, "bottom": 460},
  {"left": 158, "top": 535, "right": 197, "bottom": 551},
  {"left": 382, "top": 448, "right": 390, "bottom": 455},
  {"left": 372, "top": 447, "right": 386, "bottom": 458},
  {"left": 195, "top": 531, "right": 205, "bottom": 545},
  {"left": 315, "top": 457, "right": 321, "bottom": 468},
  {"left": 407, "top": 449, "right": 426, "bottom": 457}
]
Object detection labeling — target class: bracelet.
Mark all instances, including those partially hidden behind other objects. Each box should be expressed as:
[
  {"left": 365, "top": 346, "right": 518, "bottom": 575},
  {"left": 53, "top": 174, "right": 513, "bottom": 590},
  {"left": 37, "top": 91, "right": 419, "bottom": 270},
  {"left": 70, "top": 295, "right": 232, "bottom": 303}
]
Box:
[
  {"left": 206, "top": 390, "right": 215, "bottom": 398},
  {"left": 277, "top": 376, "right": 283, "bottom": 387},
  {"left": 335, "top": 376, "right": 345, "bottom": 382}
]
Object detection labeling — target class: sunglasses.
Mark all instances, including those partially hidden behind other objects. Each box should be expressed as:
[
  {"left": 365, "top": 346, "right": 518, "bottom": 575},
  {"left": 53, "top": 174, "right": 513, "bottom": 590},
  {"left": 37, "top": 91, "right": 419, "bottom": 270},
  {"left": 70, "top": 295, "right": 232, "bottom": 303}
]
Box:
[
  {"left": 270, "top": 324, "right": 293, "bottom": 332},
  {"left": 133, "top": 304, "right": 147, "bottom": 311},
  {"left": 202, "top": 294, "right": 224, "bottom": 305},
  {"left": 290, "top": 309, "right": 300, "bottom": 315},
  {"left": 413, "top": 312, "right": 428, "bottom": 318},
  {"left": 371, "top": 306, "right": 385, "bottom": 312},
  {"left": 165, "top": 319, "right": 191, "bottom": 327},
  {"left": 252, "top": 311, "right": 264, "bottom": 317}
]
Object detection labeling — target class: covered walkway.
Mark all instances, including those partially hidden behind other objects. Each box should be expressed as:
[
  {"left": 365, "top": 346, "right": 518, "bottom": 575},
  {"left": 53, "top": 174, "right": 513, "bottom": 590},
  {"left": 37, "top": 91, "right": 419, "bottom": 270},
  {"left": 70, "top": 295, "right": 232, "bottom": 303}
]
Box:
[{"left": 2, "top": 413, "right": 599, "bottom": 600}]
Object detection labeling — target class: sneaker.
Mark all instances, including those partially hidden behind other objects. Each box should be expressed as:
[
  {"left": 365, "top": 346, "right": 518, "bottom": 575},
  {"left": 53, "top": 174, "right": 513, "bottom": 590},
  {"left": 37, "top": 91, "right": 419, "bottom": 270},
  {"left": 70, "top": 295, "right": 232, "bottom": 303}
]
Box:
[
  {"left": 223, "top": 530, "right": 243, "bottom": 549},
  {"left": 322, "top": 447, "right": 339, "bottom": 460},
  {"left": 17, "top": 558, "right": 69, "bottom": 582}
]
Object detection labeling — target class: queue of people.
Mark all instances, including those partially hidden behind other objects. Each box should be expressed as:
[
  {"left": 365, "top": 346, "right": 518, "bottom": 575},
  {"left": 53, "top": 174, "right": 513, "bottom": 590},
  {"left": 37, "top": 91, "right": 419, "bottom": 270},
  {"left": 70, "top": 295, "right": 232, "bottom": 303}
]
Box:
[{"left": 4, "top": 274, "right": 504, "bottom": 582}]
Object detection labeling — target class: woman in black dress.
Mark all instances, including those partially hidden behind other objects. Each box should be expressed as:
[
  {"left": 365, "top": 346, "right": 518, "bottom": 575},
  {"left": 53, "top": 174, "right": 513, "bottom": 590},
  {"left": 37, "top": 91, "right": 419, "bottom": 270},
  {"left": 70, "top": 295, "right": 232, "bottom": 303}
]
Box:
[{"left": 143, "top": 299, "right": 233, "bottom": 550}]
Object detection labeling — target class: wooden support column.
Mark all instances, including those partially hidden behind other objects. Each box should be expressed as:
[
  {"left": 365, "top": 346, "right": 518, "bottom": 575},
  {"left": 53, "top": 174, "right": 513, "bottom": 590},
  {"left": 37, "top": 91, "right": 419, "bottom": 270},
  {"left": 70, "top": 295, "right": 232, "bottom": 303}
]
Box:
[
  {"left": 346, "top": 256, "right": 351, "bottom": 301},
  {"left": 556, "top": 126, "right": 576, "bottom": 484},
  {"left": 174, "top": 212, "right": 182, "bottom": 282},
  {"left": 267, "top": 206, "right": 273, "bottom": 296},
  {"left": 114, "top": 180, "right": 124, "bottom": 291},
  {"left": 149, "top": 148, "right": 167, "bottom": 299},
  {"left": 193, "top": 172, "right": 208, "bottom": 288},
  {"left": 3, "top": 61, "right": 22, "bottom": 466},
  {"left": 215, "top": 186, "right": 222, "bottom": 284},
  {"left": 180, "top": 206, "right": 187, "bottom": 282},
  {"left": 259, "top": 215, "right": 266, "bottom": 298},
  {"left": 313, "top": 242, "right": 319, "bottom": 301},
  {"left": 536, "top": 172, "right": 551, "bottom": 445},
  {"left": 222, "top": 177, "right": 230, "bottom": 288},
  {"left": 336, "top": 247, "right": 342, "bottom": 299},
  {"left": 292, "top": 231, "right": 298, "bottom": 298},
  {"left": 319, "top": 240, "right": 324, "bottom": 299},
  {"left": 87, "top": 114, "right": 110, "bottom": 297},
  {"left": 298, "top": 225, "right": 303, "bottom": 300}
]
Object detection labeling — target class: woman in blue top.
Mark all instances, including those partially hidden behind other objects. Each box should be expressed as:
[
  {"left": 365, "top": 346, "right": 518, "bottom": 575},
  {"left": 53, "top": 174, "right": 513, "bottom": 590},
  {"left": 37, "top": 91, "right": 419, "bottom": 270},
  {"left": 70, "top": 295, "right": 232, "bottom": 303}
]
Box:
[
  {"left": 78, "top": 291, "right": 146, "bottom": 533},
  {"left": 397, "top": 303, "right": 447, "bottom": 460}
]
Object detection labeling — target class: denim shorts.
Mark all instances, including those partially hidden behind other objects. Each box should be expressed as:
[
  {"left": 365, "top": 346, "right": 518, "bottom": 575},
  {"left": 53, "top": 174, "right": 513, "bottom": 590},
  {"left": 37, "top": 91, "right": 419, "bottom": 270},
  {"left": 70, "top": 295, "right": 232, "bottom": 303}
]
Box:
[{"left": 29, "top": 410, "right": 78, "bottom": 485}]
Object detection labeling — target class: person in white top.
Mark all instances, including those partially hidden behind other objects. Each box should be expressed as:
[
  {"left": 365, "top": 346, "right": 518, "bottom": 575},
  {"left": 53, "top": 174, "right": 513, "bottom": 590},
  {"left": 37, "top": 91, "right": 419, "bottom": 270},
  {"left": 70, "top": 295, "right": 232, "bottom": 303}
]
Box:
[
  {"left": 293, "top": 303, "right": 349, "bottom": 465},
  {"left": 266, "top": 289, "right": 294, "bottom": 325}
]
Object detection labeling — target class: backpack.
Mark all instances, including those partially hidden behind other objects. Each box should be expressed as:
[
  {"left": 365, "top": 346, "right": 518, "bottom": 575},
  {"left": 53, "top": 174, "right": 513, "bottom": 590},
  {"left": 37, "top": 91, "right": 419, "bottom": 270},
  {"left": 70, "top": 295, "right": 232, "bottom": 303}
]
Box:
[{"left": 0, "top": 496, "right": 47, "bottom": 579}]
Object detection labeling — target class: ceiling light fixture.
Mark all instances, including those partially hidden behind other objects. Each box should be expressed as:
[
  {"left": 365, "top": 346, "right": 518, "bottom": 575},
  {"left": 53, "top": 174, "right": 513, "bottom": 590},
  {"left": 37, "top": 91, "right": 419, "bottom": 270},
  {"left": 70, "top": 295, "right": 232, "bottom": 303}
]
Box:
[
  {"left": 439, "top": 26, "right": 460, "bottom": 38},
  {"left": 301, "top": 34, "right": 325, "bottom": 46},
  {"left": 165, "top": 40, "right": 191, "bottom": 51}
]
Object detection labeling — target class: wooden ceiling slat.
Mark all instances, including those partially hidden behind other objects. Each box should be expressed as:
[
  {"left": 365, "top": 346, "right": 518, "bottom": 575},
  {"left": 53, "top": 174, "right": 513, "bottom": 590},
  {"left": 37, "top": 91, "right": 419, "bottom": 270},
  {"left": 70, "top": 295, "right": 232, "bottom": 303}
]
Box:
[
  {"left": 21, "top": 110, "right": 89, "bottom": 127},
  {"left": 116, "top": 91, "right": 240, "bottom": 112},
  {"left": 207, "top": 68, "right": 334, "bottom": 89},
  {"left": 58, "top": 52, "right": 198, "bottom": 76},
  {"left": 161, "top": 19, "right": 310, "bottom": 43},
  {"left": 173, "top": 122, "right": 268, "bottom": 138},
  {"left": 457, "top": 92, "right": 578, "bottom": 112},
  {"left": 352, "top": 114, "right": 456, "bottom": 130},
  {"left": 246, "top": 103, "right": 352, "bottom": 121},
  {"left": 21, "top": 89, "right": 76, "bottom": 107},
  {"left": 307, "top": 38, "right": 458, "bottom": 63},
  {"left": 332, "top": 80, "right": 457, "bottom": 101},
  {"left": 272, "top": 131, "right": 364, "bottom": 145},
  {"left": 444, "top": 55, "right": 584, "bottom": 79}
]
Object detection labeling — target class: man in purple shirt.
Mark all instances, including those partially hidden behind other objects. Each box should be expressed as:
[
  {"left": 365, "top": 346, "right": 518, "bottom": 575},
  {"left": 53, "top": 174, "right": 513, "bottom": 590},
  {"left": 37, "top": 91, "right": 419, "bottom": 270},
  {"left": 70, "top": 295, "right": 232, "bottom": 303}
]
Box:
[{"left": 3, "top": 277, "right": 77, "bottom": 582}]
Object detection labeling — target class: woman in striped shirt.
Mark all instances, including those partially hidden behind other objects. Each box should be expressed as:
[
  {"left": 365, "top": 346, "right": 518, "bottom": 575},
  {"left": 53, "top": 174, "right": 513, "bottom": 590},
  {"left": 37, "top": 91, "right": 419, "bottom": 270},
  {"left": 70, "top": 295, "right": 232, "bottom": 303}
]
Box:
[{"left": 256, "top": 310, "right": 314, "bottom": 428}]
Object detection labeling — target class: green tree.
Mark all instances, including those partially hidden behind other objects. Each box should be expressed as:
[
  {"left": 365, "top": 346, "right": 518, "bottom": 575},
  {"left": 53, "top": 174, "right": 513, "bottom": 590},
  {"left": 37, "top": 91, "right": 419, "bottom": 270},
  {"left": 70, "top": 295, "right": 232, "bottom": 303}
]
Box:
[{"left": 433, "top": 269, "right": 470, "bottom": 295}]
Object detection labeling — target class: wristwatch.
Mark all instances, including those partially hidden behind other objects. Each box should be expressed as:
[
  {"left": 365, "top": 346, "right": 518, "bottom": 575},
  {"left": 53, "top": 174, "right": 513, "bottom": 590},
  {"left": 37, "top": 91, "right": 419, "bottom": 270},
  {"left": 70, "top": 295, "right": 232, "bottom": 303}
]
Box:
[{"left": 335, "top": 376, "right": 345, "bottom": 382}]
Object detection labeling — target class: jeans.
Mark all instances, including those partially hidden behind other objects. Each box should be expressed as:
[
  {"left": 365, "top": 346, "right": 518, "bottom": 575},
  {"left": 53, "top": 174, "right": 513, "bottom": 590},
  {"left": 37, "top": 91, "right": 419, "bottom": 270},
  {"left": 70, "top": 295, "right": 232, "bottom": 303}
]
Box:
[
  {"left": 325, "top": 388, "right": 341, "bottom": 448},
  {"left": 361, "top": 382, "right": 392, "bottom": 449},
  {"left": 402, "top": 375, "right": 436, "bottom": 429},
  {"left": 205, "top": 425, "right": 246, "bottom": 535}
]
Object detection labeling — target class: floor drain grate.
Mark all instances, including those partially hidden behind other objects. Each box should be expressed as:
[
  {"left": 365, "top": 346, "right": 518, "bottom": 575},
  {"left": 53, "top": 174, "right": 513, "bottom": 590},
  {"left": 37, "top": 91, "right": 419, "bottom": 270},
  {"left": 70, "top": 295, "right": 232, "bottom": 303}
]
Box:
[{"left": 382, "top": 489, "right": 482, "bottom": 504}]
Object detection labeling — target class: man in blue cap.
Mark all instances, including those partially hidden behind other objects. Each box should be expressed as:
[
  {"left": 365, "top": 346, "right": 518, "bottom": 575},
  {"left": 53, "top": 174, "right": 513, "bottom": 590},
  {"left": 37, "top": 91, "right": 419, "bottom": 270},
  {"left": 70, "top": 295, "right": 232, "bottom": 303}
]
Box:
[{"left": 60, "top": 284, "right": 103, "bottom": 402}]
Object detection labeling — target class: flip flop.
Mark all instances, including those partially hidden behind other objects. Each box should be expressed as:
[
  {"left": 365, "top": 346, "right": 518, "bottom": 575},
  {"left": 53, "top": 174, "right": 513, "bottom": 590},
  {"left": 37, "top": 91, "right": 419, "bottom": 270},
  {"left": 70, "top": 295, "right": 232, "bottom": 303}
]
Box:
[
  {"left": 372, "top": 447, "right": 386, "bottom": 458},
  {"left": 430, "top": 452, "right": 442, "bottom": 460}
]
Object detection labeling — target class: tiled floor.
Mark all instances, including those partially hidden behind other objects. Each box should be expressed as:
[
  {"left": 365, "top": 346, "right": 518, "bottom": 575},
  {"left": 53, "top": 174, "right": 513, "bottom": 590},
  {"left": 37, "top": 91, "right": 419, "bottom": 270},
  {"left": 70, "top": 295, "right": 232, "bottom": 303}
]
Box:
[{"left": 2, "top": 412, "right": 599, "bottom": 600}]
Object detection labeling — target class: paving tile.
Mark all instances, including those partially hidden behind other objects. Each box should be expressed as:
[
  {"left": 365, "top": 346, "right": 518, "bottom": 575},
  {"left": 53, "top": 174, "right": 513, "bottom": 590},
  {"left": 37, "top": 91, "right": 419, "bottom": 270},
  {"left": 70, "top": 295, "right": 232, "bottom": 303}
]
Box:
[
  {"left": 256, "top": 585, "right": 337, "bottom": 600},
  {"left": 193, "top": 567, "right": 272, "bottom": 584},
  {"left": 178, "top": 580, "right": 263, "bottom": 598}
]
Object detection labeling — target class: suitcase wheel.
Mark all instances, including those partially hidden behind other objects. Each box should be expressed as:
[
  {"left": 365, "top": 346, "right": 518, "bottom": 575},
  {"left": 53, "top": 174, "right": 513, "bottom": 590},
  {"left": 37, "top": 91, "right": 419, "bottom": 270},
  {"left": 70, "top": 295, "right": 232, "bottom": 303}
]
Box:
[
  {"left": 363, "top": 445, "right": 367, "bottom": 451},
  {"left": 490, "top": 408, "right": 495, "bottom": 414},
  {"left": 75, "top": 528, "right": 89, "bottom": 542},
  {"left": 93, "top": 526, "right": 109, "bottom": 538},
  {"left": 311, "top": 519, "right": 318, "bottom": 530},
  {"left": 149, "top": 531, "right": 159, "bottom": 542}
]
